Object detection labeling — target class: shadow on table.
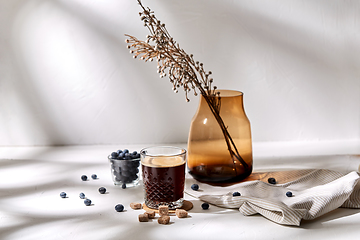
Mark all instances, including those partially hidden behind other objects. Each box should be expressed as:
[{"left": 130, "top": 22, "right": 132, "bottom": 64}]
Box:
[
  {"left": 253, "top": 154, "right": 360, "bottom": 175},
  {"left": 299, "top": 208, "right": 360, "bottom": 229},
  {"left": 200, "top": 154, "right": 360, "bottom": 187},
  {"left": 0, "top": 147, "right": 118, "bottom": 239},
  {"left": 186, "top": 154, "right": 360, "bottom": 227},
  {"left": 184, "top": 199, "right": 239, "bottom": 215}
]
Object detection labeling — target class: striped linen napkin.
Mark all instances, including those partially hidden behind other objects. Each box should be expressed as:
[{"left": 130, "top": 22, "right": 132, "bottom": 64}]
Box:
[{"left": 184, "top": 169, "right": 360, "bottom": 226}]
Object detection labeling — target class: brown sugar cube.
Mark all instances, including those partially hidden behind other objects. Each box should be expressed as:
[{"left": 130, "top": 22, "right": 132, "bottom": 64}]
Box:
[
  {"left": 130, "top": 202, "right": 142, "bottom": 210},
  {"left": 175, "top": 209, "right": 188, "bottom": 218},
  {"left": 138, "top": 213, "right": 149, "bottom": 222},
  {"left": 158, "top": 205, "right": 169, "bottom": 216},
  {"left": 158, "top": 215, "right": 170, "bottom": 225},
  {"left": 144, "top": 210, "right": 155, "bottom": 219}
]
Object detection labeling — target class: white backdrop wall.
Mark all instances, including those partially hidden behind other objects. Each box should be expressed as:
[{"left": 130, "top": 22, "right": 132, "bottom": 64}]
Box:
[{"left": 1, "top": 0, "right": 359, "bottom": 146}]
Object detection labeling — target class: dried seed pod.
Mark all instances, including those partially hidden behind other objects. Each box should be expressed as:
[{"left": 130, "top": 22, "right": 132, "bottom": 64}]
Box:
[{"left": 124, "top": 0, "right": 251, "bottom": 178}]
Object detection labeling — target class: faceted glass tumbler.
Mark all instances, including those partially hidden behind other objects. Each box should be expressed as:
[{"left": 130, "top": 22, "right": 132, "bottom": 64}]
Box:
[
  {"left": 140, "top": 146, "right": 186, "bottom": 209},
  {"left": 108, "top": 156, "right": 140, "bottom": 188}
]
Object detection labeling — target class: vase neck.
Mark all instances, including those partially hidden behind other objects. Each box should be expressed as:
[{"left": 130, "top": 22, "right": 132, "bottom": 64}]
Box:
[{"left": 199, "top": 90, "right": 245, "bottom": 110}]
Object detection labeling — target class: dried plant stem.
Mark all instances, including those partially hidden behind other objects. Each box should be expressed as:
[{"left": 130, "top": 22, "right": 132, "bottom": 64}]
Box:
[
  {"left": 125, "top": 0, "right": 250, "bottom": 173},
  {"left": 201, "top": 94, "right": 250, "bottom": 172}
]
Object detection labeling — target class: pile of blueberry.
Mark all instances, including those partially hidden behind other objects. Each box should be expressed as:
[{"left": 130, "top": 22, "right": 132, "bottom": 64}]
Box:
[
  {"left": 109, "top": 149, "right": 140, "bottom": 187},
  {"left": 111, "top": 149, "right": 140, "bottom": 160}
]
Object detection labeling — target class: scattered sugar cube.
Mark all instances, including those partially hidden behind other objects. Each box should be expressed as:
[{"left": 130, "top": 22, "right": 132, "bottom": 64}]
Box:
[
  {"left": 158, "top": 205, "right": 169, "bottom": 216},
  {"left": 175, "top": 209, "right": 188, "bottom": 218},
  {"left": 158, "top": 215, "right": 170, "bottom": 225},
  {"left": 130, "top": 202, "right": 142, "bottom": 210},
  {"left": 144, "top": 210, "right": 155, "bottom": 219},
  {"left": 138, "top": 213, "right": 149, "bottom": 222}
]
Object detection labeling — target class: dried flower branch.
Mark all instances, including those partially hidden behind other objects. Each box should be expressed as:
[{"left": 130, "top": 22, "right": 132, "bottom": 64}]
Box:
[
  {"left": 125, "top": 0, "right": 218, "bottom": 104},
  {"left": 125, "top": 0, "right": 250, "bottom": 173}
]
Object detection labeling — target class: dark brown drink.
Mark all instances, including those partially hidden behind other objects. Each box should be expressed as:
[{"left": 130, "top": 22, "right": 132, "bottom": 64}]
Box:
[
  {"left": 140, "top": 147, "right": 186, "bottom": 209},
  {"left": 142, "top": 162, "right": 185, "bottom": 208}
]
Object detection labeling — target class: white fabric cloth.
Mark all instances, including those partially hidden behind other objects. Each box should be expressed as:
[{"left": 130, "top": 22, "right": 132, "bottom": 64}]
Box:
[{"left": 184, "top": 169, "right": 360, "bottom": 226}]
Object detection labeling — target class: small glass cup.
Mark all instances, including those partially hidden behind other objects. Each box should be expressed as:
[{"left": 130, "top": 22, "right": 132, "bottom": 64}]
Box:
[
  {"left": 140, "top": 146, "right": 186, "bottom": 209},
  {"left": 108, "top": 156, "right": 140, "bottom": 188}
]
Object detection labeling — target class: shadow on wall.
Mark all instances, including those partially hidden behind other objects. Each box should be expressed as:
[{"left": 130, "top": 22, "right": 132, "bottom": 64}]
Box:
[
  {"left": 3, "top": 0, "right": 196, "bottom": 146},
  {"left": 2, "top": 0, "right": 360, "bottom": 146},
  {"left": 3, "top": 0, "right": 149, "bottom": 145}
]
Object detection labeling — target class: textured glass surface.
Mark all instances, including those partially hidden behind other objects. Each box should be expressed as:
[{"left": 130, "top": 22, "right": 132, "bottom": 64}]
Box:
[
  {"left": 187, "top": 90, "right": 253, "bottom": 182},
  {"left": 141, "top": 146, "right": 186, "bottom": 209},
  {"left": 108, "top": 157, "right": 140, "bottom": 187}
]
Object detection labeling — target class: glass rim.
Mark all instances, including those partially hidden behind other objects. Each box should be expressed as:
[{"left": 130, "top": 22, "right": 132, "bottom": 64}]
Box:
[
  {"left": 108, "top": 155, "right": 140, "bottom": 161},
  {"left": 140, "top": 146, "right": 187, "bottom": 157},
  {"left": 205, "top": 89, "right": 243, "bottom": 98}
]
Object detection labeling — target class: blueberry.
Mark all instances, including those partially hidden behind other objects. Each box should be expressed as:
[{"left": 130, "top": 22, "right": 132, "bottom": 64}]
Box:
[
  {"left": 132, "top": 151, "right": 138, "bottom": 155},
  {"left": 79, "top": 192, "right": 85, "bottom": 199},
  {"left": 91, "top": 174, "right": 97, "bottom": 180},
  {"left": 60, "top": 192, "right": 67, "bottom": 198},
  {"left": 111, "top": 152, "right": 118, "bottom": 159},
  {"left": 81, "top": 175, "right": 88, "bottom": 181},
  {"left": 129, "top": 167, "right": 139, "bottom": 174},
  {"left": 122, "top": 170, "right": 132, "bottom": 178},
  {"left": 191, "top": 184, "right": 199, "bottom": 191},
  {"left": 115, "top": 204, "right": 124, "bottom": 212},
  {"left": 233, "top": 192, "right": 241, "bottom": 197},
  {"left": 132, "top": 160, "right": 140, "bottom": 167},
  {"left": 124, "top": 153, "right": 131, "bottom": 160},
  {"left": 135, "top": 153, "right": 140, "bottom": 159},
  {"left": 130, "top": 175, "right": 138, "bottom": 181},
  {"left": 123, "top": 149, "right": 129, "bottom": 154},
  {"left": 286, "top": 191, "right": 293, "bottom": 197},
  {"left": 98, "top": 187, "right": 106, "bottom": 194},
  {"left": 118, "top": 152, "right": 125, "bottom": 159},
  {"left": 122, "top": 183, "right": 127, "bottom": 189},
  {"left": 268, "top": 177, "right": 276, "bottom": 184},
  {"left": 84, "top": 199, "right": 92, "bottom": 206},
  {"left": 201, "top": 202, "right": 209, "bottom": 210},
  {"left": 117, "top": 150, "right": 123, "bottom": 154},
  {"left": 115, "top": 176, "right": 122, "bottom": 182}
]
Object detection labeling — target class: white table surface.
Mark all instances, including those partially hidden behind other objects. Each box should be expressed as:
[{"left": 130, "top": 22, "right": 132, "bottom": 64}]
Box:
[{"left": 1, "top": 140, "right": 360, "bottom": 240}]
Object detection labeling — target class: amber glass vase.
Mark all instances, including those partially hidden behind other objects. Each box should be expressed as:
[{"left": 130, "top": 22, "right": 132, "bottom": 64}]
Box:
[{"left": 187, "top": 90, "right": 253, "bottom": 183}]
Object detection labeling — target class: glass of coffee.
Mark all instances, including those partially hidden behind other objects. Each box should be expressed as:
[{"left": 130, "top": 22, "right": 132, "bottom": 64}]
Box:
[{"left": 140, "top": 146, "right": 186, "bottom": 209}]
